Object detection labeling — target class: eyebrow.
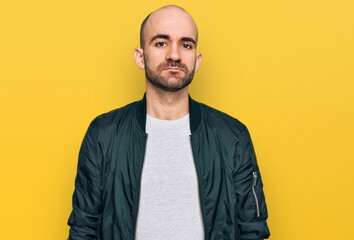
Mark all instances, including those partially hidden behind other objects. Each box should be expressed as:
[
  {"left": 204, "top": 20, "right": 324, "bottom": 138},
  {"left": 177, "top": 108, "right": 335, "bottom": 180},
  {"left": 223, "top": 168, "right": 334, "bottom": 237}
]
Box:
[
  {"left": 150, "top": 34, "right": 170, "bottom": 43},
  {"left": 150, "top": 34, "right": 196, "bottom": 46},
  {"left": 181, "top": 37, "right": 196, "bottom": 46}
]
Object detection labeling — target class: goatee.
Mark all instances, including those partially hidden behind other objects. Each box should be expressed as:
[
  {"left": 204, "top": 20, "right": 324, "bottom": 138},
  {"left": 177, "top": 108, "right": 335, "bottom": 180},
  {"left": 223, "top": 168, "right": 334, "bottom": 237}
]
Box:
[{"left": 144, "top": 60, "right": 195, "bottom": 92}]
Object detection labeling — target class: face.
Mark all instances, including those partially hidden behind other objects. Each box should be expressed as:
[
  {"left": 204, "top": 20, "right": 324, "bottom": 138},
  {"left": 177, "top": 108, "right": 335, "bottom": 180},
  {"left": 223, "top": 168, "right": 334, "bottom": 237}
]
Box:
[{"left": 135, "top": 7, "right": 202, "bottom": 92}]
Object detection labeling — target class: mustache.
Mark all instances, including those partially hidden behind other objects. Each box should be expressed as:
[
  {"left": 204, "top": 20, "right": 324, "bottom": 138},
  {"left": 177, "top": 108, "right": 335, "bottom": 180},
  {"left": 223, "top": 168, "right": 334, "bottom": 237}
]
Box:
[{"left": 157, "top": 61, "right": 188, "bottom": 72}]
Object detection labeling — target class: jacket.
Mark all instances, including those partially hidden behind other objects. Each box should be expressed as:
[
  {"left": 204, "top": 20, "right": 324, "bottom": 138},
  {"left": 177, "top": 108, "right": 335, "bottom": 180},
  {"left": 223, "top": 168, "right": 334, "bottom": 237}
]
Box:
[{"left": 67, "top": 94, "right": 270, "bottom": 240}]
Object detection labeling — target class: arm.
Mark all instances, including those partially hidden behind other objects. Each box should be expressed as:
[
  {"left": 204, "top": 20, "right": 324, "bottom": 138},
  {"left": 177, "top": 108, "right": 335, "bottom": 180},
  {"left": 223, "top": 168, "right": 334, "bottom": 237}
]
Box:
[
  {"left": 233, "top": 125, "right": 270, "bottom": 239},
  {"left": 67, "top": 119, "right": 102, "bottom": 240}
]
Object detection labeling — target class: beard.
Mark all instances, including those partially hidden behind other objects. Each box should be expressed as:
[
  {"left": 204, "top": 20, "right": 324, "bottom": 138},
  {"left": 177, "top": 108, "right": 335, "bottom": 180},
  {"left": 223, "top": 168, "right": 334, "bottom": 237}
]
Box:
[{"left": 144, "top": 58, "right": 195, "bottom": 92}]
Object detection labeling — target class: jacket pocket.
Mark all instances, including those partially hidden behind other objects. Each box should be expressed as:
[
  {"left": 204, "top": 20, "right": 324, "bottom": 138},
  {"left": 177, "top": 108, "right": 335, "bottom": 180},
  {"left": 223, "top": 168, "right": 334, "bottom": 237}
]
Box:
[{"left": 251, "top": 171, "right": 260, "bottom": 218}]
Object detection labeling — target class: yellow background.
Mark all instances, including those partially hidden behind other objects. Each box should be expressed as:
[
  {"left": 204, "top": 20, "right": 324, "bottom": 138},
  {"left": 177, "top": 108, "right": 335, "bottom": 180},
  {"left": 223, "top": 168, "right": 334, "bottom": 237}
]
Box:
[{"left": 1, "top": 0, "right": 353, "bottom": 239}]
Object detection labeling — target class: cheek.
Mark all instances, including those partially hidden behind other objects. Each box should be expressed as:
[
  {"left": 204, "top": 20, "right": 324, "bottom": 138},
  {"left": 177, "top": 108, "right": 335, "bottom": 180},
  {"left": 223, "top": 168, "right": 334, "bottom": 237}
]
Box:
[
  {"left": 184, "top": 53, "right": 197, "bottom": 69},
  {"left": 144, "top": 49, "right": 165, "bottom": 67}
]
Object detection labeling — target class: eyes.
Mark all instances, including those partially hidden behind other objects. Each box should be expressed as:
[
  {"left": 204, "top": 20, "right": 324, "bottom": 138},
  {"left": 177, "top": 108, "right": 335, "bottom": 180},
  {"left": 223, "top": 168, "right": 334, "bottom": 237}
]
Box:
[
  {"left": 156, "top": 42, "right": 166, "bottom": 47},
  {"left": 155, "top": 42, "right": 193, "bottom": 49}
]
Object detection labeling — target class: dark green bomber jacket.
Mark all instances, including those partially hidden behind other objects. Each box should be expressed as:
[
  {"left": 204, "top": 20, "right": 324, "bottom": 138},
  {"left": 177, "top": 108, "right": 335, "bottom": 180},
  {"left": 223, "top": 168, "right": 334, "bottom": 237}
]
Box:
[{"left": 68, "top": 93, "right": 270, "bottom": 240}]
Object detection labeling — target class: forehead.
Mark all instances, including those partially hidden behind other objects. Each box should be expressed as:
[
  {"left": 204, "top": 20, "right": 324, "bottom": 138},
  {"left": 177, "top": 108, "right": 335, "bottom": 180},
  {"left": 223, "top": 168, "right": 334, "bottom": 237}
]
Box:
[{"left": 145, "top": 8, "right": 197, "bottom": 40}]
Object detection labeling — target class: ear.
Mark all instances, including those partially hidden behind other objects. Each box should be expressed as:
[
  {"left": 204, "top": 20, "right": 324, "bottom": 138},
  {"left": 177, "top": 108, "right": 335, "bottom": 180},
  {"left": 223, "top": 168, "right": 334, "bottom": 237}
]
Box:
[
  {"left": 194, "top": 52, "right": 202, "bottom": 72},
  {"left": 134, "top": 47, "right": 145, "bottom": 69}
]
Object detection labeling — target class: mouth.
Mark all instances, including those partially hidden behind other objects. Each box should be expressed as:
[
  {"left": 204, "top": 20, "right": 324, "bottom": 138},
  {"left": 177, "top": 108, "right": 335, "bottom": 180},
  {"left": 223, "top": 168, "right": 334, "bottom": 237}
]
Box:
[{"left": 165, "top": 67, "right": 184, "bottom": 72}]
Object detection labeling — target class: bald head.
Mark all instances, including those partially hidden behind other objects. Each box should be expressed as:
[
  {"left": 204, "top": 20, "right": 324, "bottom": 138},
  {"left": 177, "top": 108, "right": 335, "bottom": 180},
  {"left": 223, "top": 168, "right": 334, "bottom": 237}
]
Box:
[{"left": 139, "top": 5, "right": 198, "bottom": 49}]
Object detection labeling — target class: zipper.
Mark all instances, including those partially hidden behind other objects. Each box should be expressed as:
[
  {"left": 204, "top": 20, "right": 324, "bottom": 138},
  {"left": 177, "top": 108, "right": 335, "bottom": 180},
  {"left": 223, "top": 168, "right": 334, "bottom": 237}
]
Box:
[
  {"left": 252, "top": 171, "right": 260, "bottom": 218},
  {"left": 97, "top": 216, "right": 102, "bottom": 240},
  {"left": 133, "top": 133, "right": 149, "bottom": 240},
  {"left": 189, "top": 135, "right": 207, "bottom": 240}
]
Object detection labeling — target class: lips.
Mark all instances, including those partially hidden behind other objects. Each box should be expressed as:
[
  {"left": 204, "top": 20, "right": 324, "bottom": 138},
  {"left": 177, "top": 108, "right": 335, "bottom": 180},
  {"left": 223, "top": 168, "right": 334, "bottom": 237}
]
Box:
[
  {"left": 165, "top": 67, "right": 184, "bottom": 72},
  {"left": 156, "top": 61, "right": 187, "bottom": 73}
]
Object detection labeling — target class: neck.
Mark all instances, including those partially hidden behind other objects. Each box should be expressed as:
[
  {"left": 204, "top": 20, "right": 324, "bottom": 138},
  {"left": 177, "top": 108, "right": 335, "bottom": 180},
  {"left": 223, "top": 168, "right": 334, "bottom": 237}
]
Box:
[{"left": 145, "top": 81, "right": 189, "bottom": 120}]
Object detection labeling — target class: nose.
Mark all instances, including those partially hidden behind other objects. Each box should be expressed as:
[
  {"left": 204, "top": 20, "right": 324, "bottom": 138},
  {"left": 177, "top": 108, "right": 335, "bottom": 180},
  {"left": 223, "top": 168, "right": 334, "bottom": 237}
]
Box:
[{"left": 166, "top": 43, "right": 181, "bottom": 62}]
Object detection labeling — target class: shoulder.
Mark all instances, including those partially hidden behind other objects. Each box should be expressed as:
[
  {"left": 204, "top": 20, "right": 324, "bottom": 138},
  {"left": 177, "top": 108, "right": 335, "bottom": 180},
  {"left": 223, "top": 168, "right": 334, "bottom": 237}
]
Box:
[
  {"left": 88, "top": 100, "right": 137, "bottom": 134},
  {"left": 199, "top": 102, "right": 250, "bottom": 138}
]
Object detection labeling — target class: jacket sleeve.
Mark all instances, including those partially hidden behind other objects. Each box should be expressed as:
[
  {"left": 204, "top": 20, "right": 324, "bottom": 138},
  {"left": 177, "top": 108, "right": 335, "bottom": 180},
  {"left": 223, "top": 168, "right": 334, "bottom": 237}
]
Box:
[
  {"left": 67, "top": 118, "right": 102, "bottom": 240},
  {"left": 233, "top": 125, "right": 270, "bottom": 239}
]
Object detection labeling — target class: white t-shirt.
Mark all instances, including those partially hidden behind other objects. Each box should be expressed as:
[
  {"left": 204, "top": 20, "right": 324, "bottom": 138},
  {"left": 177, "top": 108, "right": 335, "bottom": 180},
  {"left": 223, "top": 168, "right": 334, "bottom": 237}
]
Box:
[{"left": 135, "top": 113, "right": 204, "bottom": 240}]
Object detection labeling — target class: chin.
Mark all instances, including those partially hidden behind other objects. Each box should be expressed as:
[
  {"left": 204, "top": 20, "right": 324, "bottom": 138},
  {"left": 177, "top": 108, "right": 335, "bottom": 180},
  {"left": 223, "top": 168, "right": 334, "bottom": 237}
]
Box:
[
  {"left": 162, "top": 73, "right": 185, "bottom": 80},
  {"left": 164, "top": 78, "right": 184, "bottom": 85}
]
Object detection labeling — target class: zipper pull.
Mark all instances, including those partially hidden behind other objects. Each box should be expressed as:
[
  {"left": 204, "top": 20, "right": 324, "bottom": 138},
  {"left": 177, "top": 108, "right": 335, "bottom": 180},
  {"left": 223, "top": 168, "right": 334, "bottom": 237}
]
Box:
[{"left": 252, "top": 171, "right": 257, "bottom": 187}]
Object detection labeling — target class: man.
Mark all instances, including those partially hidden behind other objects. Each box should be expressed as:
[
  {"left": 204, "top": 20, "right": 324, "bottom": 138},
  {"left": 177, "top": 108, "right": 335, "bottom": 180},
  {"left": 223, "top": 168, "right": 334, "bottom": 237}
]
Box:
[{"left": 68, "top": 5, "right": 270, "bottom": 240}]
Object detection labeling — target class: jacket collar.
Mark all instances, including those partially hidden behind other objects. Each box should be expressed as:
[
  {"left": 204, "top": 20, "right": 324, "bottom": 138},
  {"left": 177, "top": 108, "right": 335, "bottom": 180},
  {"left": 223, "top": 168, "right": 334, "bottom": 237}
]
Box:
[{"left": 136, "top": 92, "right": 202, "bottom": 135}]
